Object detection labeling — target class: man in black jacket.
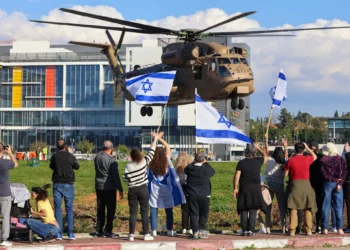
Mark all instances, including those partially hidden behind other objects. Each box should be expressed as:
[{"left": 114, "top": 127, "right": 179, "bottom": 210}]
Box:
[
  {"left": 94, "top": 140, "right": 123, "bottom": 237},
  {"left": 50, "top": 139, "right": 80, "bottom": 240},
  {"left": 184, "top": 152, "right": 215, "bottom": 239}
]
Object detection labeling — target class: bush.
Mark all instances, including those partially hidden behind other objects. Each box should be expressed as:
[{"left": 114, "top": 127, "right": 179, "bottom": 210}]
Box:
[
  {"left": 29, "top": 141, "right": 48, "bottom": 152},
  {"left": 116, "top": 145, "right": 130, "bottom": 159},
  {"left": 76, "top": 140, "right": 95, "bottom": 154}
]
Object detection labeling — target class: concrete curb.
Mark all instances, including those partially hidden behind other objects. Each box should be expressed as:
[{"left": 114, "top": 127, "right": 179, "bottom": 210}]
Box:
[{"left": 3, "top": 236, "right": 350, "bottom": 249}]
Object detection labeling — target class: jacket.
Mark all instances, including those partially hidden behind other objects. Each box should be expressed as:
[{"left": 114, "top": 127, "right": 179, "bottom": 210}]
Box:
[
  {"left": 50, "top": 150, "right": 80, "bottom": 183},
  {"left": 94, "top": 152, "right": 123, "bottom": 191},
  {"left": 184, "top": 162, "right": 215, "bottom": 197},
  {"left": 321, "top": 155, "right": 347, "bottom": 185}
]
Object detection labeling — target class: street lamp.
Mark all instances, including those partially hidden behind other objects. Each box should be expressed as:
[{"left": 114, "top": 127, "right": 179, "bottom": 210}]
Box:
[{"left": 70, "top": 139, "right": 75, "bottom": 152}]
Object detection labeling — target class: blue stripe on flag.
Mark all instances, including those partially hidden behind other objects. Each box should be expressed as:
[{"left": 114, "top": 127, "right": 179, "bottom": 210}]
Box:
[
  {"left": 126, "top": 73, "right": 176, "bottom": 86},
  {"left": 196, "top": 129, "right": 252, "bottom": 143},
  {"left": 195, "top": 94, "right": 206, "bottom": 102},
  {"left": 272, "top": 99, "right": 282, "bottom": 106},
  {"left": 136, "top": 95, "right": 169, "bottom": 102},
  {"left": 278, "top": 72, "right": 286, "bottom": 81}
]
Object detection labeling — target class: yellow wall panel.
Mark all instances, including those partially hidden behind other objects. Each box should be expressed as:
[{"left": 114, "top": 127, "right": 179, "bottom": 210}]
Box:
[{"left": 12, "top": 67, "right": 23, "bottom": 108}]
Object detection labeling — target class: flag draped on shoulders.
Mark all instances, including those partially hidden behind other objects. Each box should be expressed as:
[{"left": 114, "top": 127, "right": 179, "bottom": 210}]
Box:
[
  {"left": 270, "top": 69, "right": 288, "bottom": 108},
  {"left": 195, "top": 94, "right": 252, "bottom": 146},
  {"left": 126, "top": 71, "right": 176, "bottom": 105}
]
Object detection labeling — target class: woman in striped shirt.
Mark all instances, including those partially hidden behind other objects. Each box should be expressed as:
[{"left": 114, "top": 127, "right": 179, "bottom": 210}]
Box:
[{"left": 123, "top": 131, "right": 163, "bottom": 241}]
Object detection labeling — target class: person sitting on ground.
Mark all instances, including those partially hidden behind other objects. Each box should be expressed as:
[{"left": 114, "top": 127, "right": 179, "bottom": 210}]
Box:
[
  {"left": 123, "top": 132, "right": 163, "bottom": 242},
  {"left": 320, "top": 142, "right": 346, "bottom": 235},
  {"left": 284, "top": 142, "right": 317, "bottom": 236},
  {"left": 175, "top": 152, "right": 194, "bottom": 235},
  {"left": 148, "top": 133, "right": 185, "bottom": 237},
  {"left": 27, "top": 184, "right": 60, "bottom": 242},
  {"left": 234, "top": 143, "right": 268, "bottom": 236}
]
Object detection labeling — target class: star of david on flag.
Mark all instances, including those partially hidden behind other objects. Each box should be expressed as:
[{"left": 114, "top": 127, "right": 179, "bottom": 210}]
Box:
[
  {"left": 141, "top": 79, "right": 153, "bottom": 93},
  {"left": 126, "top": 71, "right": 176, "bottom": 105},
  {"left": 195, "top": 94, "right": 252, "bottom": 145},
  {"left": 269, "top": 69, "right": 288, "bottom": 109}
]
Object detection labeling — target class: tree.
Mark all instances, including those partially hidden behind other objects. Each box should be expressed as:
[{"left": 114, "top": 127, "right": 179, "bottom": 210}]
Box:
[
  {"left": 116, "top": 145, "right": 130, "bottom": 155},
  {"left": 334, "top": 110, "right": 339, "bottom": 118},
  {"left": 76, "top": 140, "right": 95, "bottom": 154},
  {"left": 278, "top": 108, "right": 293, "bottom": 129},
  {"left": 29, "top": 141, "right": 48, "bottom": 152}
]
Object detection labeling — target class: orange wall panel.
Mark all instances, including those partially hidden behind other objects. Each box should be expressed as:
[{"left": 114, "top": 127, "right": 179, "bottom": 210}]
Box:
[{"left": 45, "top": 66, "right": 55, "bottom": 108}]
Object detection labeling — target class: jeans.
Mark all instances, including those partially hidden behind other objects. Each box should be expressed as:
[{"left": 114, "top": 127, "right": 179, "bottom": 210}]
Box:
[
  {"left": 241, "top": 209, "right": 257, "bottom": 232},
  {"left": 321, "top": 181, "right": 344, "bottom": 229},
  {"left": 128, "top": 185, "right": 149, "bottom": 235},
  {"left": 267, "top": 181, "right": 286, "bottom": 228},
  {"left": 331, "top": 201, "right": 337, "bottom": 228},
  {"left": 0, "top": 196, "right": 11, "bottom": 240},
  {"left": 96, "top": 189, "right": 116, "bottom": 234},
  {"left": 26, "top": 219, "right": 59, "bottom": 239},
  {"left": 188, "top": 195, "right": 210, "bottom": 233},
  {"left": 53, "top": 183, "right": 75, "bottom": 235},
  {"left": 150, "top": 207, "right": 173, "bottom": 231}
]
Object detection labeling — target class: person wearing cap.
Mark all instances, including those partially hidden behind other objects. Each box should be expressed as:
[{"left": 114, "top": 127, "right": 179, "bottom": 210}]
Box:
[
  {"left": 234, "top": 143, "right": 268, "bottom": 236},
  {"left": 320, "top": 142, "right": 347, "bottom": 235},
  {"left": 284, "top": 142, "right": 317, "bottom": 236}
]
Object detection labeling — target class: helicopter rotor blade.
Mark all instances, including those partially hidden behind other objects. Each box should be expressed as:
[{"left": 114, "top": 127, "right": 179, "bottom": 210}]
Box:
[
  {"left": 117, "top": 28, "right": 126, "bottom": 51},
  {"left": 231, "top": 34, "right": 296, "bottom": 37},
  {"left": 59, "top": 8, "right": 179, "bottom": 35},
  {"left": 197, "top": 11, "right": 256, "bottom": 34},
  {"left": 207, "top": 25, "right": 350, "bottom": 36},
  {"left": 30, "top": 20, "right": 167, "bottom": 34},
  {"left": 106, "top": 30, "right": 117, "bottom": 48}
]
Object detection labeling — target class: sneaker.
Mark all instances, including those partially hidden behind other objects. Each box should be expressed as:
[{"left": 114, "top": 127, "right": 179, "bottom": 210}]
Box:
[
  {"left": 0, "top": 241, "right": 12, "bottom": 247},
  {"left": 315, "top": 227, "right": 322, "bottom": 234},
  {"left": 198, "top": 230, "right": 208, "bottom": 239},
  {"left": 188, "top": 229, "right": 193, "bottom": 235},
  {"left": 68, "top": 233, "right": 76, "bottom": 240},
  {"left": 266, "top": 227, "right": 271, "bottom": 234},
  {"left": 247, "top": 231, "right": 254, "bottom": 236},
  {"left": 167, "top": 230, "right": 176, "bottom": 236},
  {"left": 128, "top": 234, "right": 134, "bottom": 242},
  {"left": 323, "top": 229, "right": 328, "bottom": 235},
  {"left": 182, "top": 229, "right": 187, "bottom": 234},
  {"left": 151, "top": 230, "right": 157, "bottom": 237},
  {"left": 257, "top": 227, "right": 267, "bottom": 234},
  {"left": 143, "top": 233, "right": 154, "bottom": 241},
  {"left": 329, "top": 227, "right": 338, "bottom": 233},
  {"left": 338, "top": 229, "right": 344, "bottom": 235},
  {"left": 236, "top": 229, "right": 243, "bottom": 235},
  {"left": 40, "top": 233, "right": 56, "bottom": 243},
  {"left": 290, "top": 230, "right": 295, "bottom": 237},
  {"left": 190, "top": 231, "right": 199, "bottom": 240},
  {"left": 104, "top": 232, "right": 117, "bottom": 238},
  {"left": 306, "top": 231, "right": 312, "bottom": 236},
  {"left": 56, "top": 233, "right": 63, "bottom": 240}
]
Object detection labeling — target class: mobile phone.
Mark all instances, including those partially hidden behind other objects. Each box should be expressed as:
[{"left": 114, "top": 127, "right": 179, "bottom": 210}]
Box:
[{"left": 4, "top": 145, "right": 9, "bottom": 150}]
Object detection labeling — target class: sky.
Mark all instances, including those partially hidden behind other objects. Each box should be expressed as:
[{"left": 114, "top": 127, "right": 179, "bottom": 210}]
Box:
[{"left": 1, "top": 0, "right": 350, "bottom": 119}]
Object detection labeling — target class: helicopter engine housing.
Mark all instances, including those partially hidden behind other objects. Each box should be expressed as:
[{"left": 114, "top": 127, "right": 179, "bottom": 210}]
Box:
[{"left": 161, "top": 46, "right": 199, "bottom": 67}]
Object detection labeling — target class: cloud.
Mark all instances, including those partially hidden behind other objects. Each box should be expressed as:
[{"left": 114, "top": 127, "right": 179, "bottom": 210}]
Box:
[{"left": 0, "top": 5, "right": 350, "bottom": 116}]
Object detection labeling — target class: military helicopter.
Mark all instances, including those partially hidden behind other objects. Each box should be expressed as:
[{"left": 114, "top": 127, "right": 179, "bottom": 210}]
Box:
[{"left": 31, "top": 9, "right": 350, "bottom": 117}]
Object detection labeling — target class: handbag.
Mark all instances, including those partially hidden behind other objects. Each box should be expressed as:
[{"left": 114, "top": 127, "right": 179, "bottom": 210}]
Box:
[{"left": 261, "top": 183, "right": 272, "bottom": 205}]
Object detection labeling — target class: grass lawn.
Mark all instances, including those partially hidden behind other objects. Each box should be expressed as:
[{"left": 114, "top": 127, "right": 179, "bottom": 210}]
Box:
[{"left": 10, "top": 160, "right": 244, "bottom": 233}]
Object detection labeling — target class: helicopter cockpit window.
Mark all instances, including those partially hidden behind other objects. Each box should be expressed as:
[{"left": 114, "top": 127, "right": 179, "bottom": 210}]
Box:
[
  {"left": 240, "top": 58, "right": 249, "bottom": 65},
  {"left": 231, "top": 58, "right": 241, "bottom": 64},
  {"left": 217, "top": 58, "right": 231, "bottom": 65},
  {"left": 218, "top": 66, "right": 231, "bottom": 78},
  {"left": 209, "top": 59, "right": 217, "bottom": 72}
]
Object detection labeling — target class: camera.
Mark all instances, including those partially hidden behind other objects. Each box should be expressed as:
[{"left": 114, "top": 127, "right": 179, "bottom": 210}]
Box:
[{"left": 3, "top": 145, "right": 9, "bottom": 150}]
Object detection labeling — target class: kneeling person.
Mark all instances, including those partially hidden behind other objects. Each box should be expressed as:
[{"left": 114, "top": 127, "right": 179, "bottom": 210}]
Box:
[{"left": 27, "top": 184, "right": 60, "bottom": 242}]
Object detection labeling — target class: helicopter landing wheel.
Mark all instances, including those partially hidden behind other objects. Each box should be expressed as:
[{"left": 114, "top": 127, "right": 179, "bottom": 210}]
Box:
[
  {"left": 238, "top": 99, "right": 245, "bottom": 110},
  {"left": 230, "top": 97, "right": 238, "bottom": 110},
  {"left": 140, "top": 106, "right": 147, "bottom": 117},
  {"left": 146, "top": 106, "right": 153, "bottom": 116}
]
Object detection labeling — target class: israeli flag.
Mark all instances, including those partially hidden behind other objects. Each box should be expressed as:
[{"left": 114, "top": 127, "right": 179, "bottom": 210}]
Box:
[
  {"left": 126, "top": 71, "right": 176, "bottom": 105},
  {"left": 270, "top": 69, "right": 288, "bottom": 108},
  {"left": 195, "top": 94, "right": 252, "bottom": 145}
]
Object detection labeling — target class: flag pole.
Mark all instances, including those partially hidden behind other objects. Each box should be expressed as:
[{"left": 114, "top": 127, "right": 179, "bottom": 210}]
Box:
[
  {"left": 157, "top": 103, "right": 168, "bottom": 134},
  {"left": 265, "top": 106, "right": 273, "bottom": 138},
  {"left": 195, "top": 88, "right": 198, "bottom": 153}
]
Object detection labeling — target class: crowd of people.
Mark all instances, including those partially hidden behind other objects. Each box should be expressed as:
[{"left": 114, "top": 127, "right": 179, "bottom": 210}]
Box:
[
  {"left": 234, "top": 135, "right": 350, "bottom": 237},
  {"left": 1, "top": 132, "right": 350, "bottom": 246}
]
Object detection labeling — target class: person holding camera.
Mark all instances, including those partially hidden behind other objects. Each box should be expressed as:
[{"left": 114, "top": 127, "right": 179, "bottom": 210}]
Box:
[
  {"left": 50, "top": 139, "right": 80, "bottom": 240},
  {"left": 0, "top": 144, "right": 18, "bottom": 247}
]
